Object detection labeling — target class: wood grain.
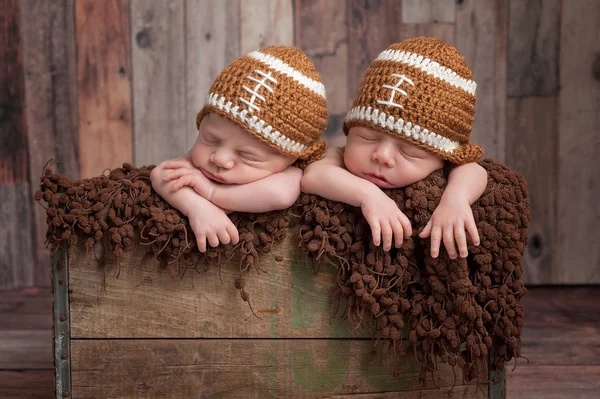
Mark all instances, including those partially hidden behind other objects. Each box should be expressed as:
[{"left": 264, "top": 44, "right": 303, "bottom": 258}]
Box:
[
  {"left": 347, "top": 0, "right": 403, "bottom": 104},
  {"left": 399, "top": 23, "right": 455, "bottom": 46},
  {"left": 240, "top": 0, "right": 294, "bottom": 54},
  {"left": 508, "top": 366, "right": 600, "bottom": 399},
  {"left": 0, "top": 370, "right": 54, "bottom": 399},
  {"left": 68, "top": 234, "right": 370, "bottom": 339},
  {"left": 0, "top": 287, "right": 52, "bottom": 330},
  {"left": 295, "top": 0, "right": 348, "bottom": 116},
  {"left": 185, "top": 0, "right": 240, "bottom": 151},
  {"left": 70, "top": 339, "right": 486, "bottom": 398},
  {"left": 0, "top": 330, "right": 52, "bottom": 369},
  {"left": 130, "top": 0, "right": 187, "bottom": 167},
  {"left": 0, "top": 0, "right": 28, "bottom": 185},
  {"left": 402, "top": 0, "right": 455, "bottom": 24},
  {"left": 507, "top": 0, "right": 560, "bottom": 97},
  {"left": 556, "top": 0, "right": 600, "bottom": 284},
  {"left": 506, "top": 97, "right": 558, "bottom": 284},
  {"left": 518, "top": 287, "right": 600, "bottom": 366},
  {"left": 456, "top": 0, "right": 508, "bottom": 163},
  {"left": 76, "top": 0, "right": 132, "bottom": 178},
  {"left": 20, "top": 0, "right": 79, "bottom": 286},
  {"left": 0, "top": 184, "right": 35, "bottom": 288}
]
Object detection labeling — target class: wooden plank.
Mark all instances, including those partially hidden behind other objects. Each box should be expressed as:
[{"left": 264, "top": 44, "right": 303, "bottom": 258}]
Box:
[
  {"left": 71, "top": 339, "right": 486, "bottom": 398},
  {"left": 239, "top": 0, "right": 294, "bottom": 54},
  {"left": 507, "top": 0, "right": 560, "bottom": 97},
  {"left": 20, "top": 0, "right": 79, "bottom": 287},
  {"left": 0, "top": 287, "right": 52, "bottom": 330},
  {"left": 556, "top": 0, "right": 600, "bottom": 284},
  {"left": 519, "top": 288, "right": 600, "bottom": 365},
  {"left": 520, "top": 325, "right": 600, "bottom": 366},
  {"left": 185, "top": 0, "right": 240, "bottom": 151},
  {"left": 0, "top": 184, "right": 35, "bottom": 288},
  {"left": 295, "top": 0, "right": 348, "bottom": 116},
  {"left": 326, "top": 386, "right": 483, "bottom": 399},
  {"left": 508, "top": 366, "right": 600, "bottom": 399},
  {"left": 0, "top": 0, "right": 28, "bottom": 184},
  {"left": 506, "top": 97, "right": 557, "bottom": 284},
  {"left": 402, "top": 0, "right": 455, "bottom": 23},
  {"left": 456, "top": 0, "right": 508, "bottom": 163},
  {"left": 76, "top": 0, "right": 132, "bottom": 178},
  {"left": 68, "top": 234, "right": 369, "bottom": 339},
  {"left": 0, "top": 370, "right": 54, "bottom": 399},
  {"left": 347, "top": 0, "right": 403, "bottom": 106},
  {"left": 399, "top": 23, "right": 455, "bottom": 46},
  {"left": 0, "top": 330, "right": 52, "bottom": 369},
  {"left": 130, "top": 0, "right": 187, "bottom": 167}
]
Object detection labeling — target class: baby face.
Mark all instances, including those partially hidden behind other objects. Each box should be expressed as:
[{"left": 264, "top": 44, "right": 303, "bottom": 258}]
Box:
[
  {"left": 190, "top": 113, "right": 297, "bottom": 185},
  {"left": 344, "top": 126, "right": 444, "bottom": 188}
]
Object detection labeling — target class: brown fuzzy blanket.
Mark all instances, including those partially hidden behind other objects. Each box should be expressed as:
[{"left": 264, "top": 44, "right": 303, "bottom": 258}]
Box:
[
  {"left": 36, "top": 158, "right": 530, "bottom": 384},
  {"left": 293, "top": 159, "right": 530, "bottom": 382}
]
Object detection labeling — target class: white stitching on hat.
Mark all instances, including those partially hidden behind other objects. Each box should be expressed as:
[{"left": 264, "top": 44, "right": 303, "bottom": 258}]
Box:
[
  {"left": 376, "top": 73, "right": 415, "bottom": 109},
  {"left": 345, "top": 106, "right": 460, "bottom": 153},
  {"left": 240, "top": 69, "right": 277, "bottom": 113},
  {"left": 206, "top": 93, "right": 308, "bottom": 154},
  {"left": 376, "top": 49, "right": 476, "bottom": 95},
  {"left": 248, "top": 51, "right": 326, "bottom": 98}
]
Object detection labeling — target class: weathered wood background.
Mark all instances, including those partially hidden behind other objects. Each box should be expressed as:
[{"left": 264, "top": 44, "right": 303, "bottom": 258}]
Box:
[
  {"left": 1, "top": 0, "right": 599, "bottom": 287},
  {"left": 1, "top": 1, "right": 599, "bottom": 395}
]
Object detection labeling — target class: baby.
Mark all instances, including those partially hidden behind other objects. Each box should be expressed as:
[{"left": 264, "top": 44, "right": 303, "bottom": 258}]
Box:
[
  {"left": 151, "top": 46, "right": 328, "bottom": 252},
  {"left": 302, "top": 37, "right": 487, "bottom": 259}
]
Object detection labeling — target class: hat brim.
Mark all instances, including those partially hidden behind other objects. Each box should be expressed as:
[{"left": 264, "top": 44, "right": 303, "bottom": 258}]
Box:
[{"left": 344, "top": 119, "right": 484, "bottom": 165}]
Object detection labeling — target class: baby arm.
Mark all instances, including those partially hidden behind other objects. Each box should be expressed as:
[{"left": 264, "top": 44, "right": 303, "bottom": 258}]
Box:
[
  {"left": 150, "top": 159, "right": 239, "bottom": 252},
  {"left": 211, "top": 167, "right": 302, "bottom": 212},
  {"left": 301, "top": 148, "right": 412, "bottom": 251},
  {"left": 419, "top": 162, "right": 488, "bottom": 258},
  {"left": 160, "top": 156, "right": 302, "bottom": 213}
]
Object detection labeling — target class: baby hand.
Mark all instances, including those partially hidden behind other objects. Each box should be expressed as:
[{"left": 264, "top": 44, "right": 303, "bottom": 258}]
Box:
[
  {"left": 162, "top": 160, "right": 215, "bottom": 200},
  {"left": 419, "top": 196, "right": 480, "bottom": 259},
  {"left": 361, "top": 190, "right": 412, "bottom": 251},
  {"left": 188, "top": 200, "right": 239, "bottom": 252}
]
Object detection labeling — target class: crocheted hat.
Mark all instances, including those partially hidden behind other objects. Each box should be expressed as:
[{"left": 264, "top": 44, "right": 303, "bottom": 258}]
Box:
[
  {"left": 196, "top": 46, "right": 328, "bottom": 167},
  {"left": 343, "top": 37, "right": 484, "bottom": 164}
]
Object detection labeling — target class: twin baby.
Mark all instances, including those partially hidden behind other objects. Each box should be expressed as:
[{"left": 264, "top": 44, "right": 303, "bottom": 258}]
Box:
[{"left": 150, "top": 37, "right": 487, "bottom": 259}]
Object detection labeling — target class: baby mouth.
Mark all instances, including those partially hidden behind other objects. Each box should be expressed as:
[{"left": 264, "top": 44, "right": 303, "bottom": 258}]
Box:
[
  {"left": 364, "top": 173, "right": 392, "bottom": 187},
  {"left": 201, "top": 169, "right": 227, "bottom": 184}
]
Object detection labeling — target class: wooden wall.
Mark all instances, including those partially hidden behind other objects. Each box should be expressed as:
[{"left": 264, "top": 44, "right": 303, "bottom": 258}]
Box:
[{"left": 1, "top": 0, "right": 599, "bottom": 289}]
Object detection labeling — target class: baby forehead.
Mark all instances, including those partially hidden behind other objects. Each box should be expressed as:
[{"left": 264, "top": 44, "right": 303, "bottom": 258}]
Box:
[
  {"left": 355, "top": 127, "right": 425, "bottom": 147},
  {"left": 203, "top": 114, "right": 278, "bottom": 151}
]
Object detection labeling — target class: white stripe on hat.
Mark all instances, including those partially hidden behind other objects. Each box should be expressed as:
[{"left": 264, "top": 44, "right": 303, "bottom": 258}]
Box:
[
  {"left": 206, "top": 93, "right": 308, "bottom": 154},
  {"left": 248, "top": 51, "right": 326, "bottom": 98},
  {"left": 376, "top": 49, "right": 477, "bottom": 95},
  {"left": 345, "top": 106, "right": 461, "bottom": 153}
]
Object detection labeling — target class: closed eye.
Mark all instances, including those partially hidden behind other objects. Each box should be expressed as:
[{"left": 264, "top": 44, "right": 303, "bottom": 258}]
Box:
[
  {"left": 203, "top": 135, "right": 220, "bottom": 145},
  {"left": 238, "top": 152, "right": 261, "bottom": 162},
  {"left": 400, "top": 148, "right": 425, "bottom": 159},
  {"left": 359, "top": 135, "right": 378, "bottom": 142}
]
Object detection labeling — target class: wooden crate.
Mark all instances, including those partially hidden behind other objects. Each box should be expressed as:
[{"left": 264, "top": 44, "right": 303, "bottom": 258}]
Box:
[{"left": 52, "top": 232, "right": 504, "bottom": 398}]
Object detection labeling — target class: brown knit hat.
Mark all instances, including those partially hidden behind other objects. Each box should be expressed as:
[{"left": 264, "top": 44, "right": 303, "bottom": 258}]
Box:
[
  {"left": 343, "top": 37, "right": 484, "bottom": 164},
  {"left": 196, "top": 46, "right": 328, "bottom": 168}
]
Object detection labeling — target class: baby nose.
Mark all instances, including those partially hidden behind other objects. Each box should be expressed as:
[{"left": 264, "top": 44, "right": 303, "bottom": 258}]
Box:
[
  {"left": 211, "top": 150, "right": 234, "bottom": 170},
  {"left": 372, "top": 145, "right": 395, "bottom": 167}
]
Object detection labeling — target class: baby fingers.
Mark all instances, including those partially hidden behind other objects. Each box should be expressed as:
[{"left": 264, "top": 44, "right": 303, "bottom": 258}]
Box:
[
  {"left": 429, "top": 225, "right": 442, "bottom": 258},
  {"left": 381, "top": 222, "right": 393, "bottom": 251},
  {"left": 453, "top": 221, "right": 468, "bottom": 258},
  {"left": 163, "top": 168, "right": 192, "bottom": 182},
  {"left": 170, "top": 175, "right": 194, "bottom": 191},
  {"left": 465, "top": 217, "right": 480, "bottom": 246},
  {"left": 443, "top": 226, "right": 458, "bottom": 259},
  {"left": 163, "top": 159, "right": 191, "bottom": 169}
]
